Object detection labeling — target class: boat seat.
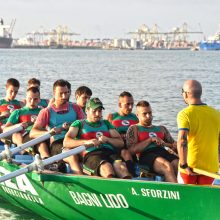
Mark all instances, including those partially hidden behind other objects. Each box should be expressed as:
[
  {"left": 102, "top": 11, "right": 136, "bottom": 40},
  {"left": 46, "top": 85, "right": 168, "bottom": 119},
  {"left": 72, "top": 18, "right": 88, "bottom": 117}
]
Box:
[{"left": 13, "top": 155, "right": 34, "bottom": 164}]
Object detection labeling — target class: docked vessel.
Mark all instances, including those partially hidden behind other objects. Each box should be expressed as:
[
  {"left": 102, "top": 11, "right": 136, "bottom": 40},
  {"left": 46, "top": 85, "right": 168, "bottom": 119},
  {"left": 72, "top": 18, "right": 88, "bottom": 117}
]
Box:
[
  {"left": 199, "top": 26, "right": 220, "bottom": 50},
  {"left": 0, "top": 18, "right": 15, "bottom": 48}
]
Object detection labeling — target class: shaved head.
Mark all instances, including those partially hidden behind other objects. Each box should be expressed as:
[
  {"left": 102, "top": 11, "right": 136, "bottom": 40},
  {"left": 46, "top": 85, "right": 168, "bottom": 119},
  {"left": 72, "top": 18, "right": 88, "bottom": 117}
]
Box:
[{"left": 183, "top": 80, "right": 202, "bottom": 98}]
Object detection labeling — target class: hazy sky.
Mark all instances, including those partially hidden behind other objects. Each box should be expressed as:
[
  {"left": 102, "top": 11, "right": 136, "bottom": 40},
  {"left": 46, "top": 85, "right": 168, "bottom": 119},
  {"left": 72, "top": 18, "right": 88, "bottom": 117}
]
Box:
[{"left": 1, "top": 0, "right": 220, "bottom": 40}]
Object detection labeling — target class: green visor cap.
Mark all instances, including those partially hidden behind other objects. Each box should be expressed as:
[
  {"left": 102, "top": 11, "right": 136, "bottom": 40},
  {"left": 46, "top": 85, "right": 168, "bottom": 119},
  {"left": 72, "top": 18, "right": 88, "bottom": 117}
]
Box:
[{"left": 86, "top": 97, "right": 105, "bottom": 110}]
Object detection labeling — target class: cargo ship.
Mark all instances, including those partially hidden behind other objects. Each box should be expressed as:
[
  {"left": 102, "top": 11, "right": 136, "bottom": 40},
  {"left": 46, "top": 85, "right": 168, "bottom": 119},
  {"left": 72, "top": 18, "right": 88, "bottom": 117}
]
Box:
[
  {"left": 0, "top": 18, "right": 15, "bottom": 48},
  {"left": 199, "top": 26, "right": 220, "bottom": 50}
]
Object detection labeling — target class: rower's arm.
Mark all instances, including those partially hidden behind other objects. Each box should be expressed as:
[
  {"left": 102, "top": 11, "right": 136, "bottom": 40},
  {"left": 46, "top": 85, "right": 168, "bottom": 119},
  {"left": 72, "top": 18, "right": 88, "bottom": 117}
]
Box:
[
  {"left": 126, "top": 125, "right": 151, "bottom": 154},
  {"left": 63, "top": 126, "right": 100, "bottom": 148},
  {"left": 3, "top": 122, "right": 18, "bottom": 132},
  {"left": 29, "top": 123, "right": 48, "bottom": 138},
  {"left": 161, "top": 125, "right": 177, "bottom": 150},
  {"left": 29, "top": 108, "right": 49, "bottom": 138},
  {"left": 3, "top": 110, "right": 22, "bottom": 132},
  {"left": 99, "top": 128, "right": 124, "bottom": 148},
  {"left": 177, "top": 129, "right": 188, "bottom": 165}
]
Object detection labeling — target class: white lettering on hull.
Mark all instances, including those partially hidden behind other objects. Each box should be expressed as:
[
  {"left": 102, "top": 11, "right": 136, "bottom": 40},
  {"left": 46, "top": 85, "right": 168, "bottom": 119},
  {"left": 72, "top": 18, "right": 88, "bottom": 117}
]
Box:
[
  {"left": 141, "top": 188, "right": 180, "bottom": 200},
  {"left": 69, "top": 191, "right": 129, "bottom": 209},
  {"left": 0, "top": 166, "right": 44, "bottom": 204}
]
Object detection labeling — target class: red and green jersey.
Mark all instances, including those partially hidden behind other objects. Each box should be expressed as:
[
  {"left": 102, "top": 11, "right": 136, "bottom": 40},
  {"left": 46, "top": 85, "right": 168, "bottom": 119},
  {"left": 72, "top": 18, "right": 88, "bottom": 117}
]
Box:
[
  {"left": 111, "top": 112, "right": 138, "bottom": 134},
  {"left": 137, "top": 125, "right": 165, "bottom": 152},
  {"left": 71, "top": 119, "right": 115, "bottom": 155},
  {"left": 7, "top": 106, "right": 41, "bottom": 133},
  {"left": 0, "top": 99, "right": 22, "bottom": 124},
  {"left": 38, "top": 99, "right": 48, "bottom": 108}
]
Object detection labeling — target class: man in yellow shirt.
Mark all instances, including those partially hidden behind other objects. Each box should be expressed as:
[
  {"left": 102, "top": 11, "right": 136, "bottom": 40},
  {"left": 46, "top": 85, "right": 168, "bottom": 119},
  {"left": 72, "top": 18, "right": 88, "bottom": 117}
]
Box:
[{"left": 177, "top": 79, "right": 220, "bottom": 185}]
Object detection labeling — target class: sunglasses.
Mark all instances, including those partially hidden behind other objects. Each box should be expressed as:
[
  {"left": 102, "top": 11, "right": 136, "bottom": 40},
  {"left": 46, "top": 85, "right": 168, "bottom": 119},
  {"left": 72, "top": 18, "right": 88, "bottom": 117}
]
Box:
[{"left": 182, "top": 88, "right": 190, "bottom": 95}]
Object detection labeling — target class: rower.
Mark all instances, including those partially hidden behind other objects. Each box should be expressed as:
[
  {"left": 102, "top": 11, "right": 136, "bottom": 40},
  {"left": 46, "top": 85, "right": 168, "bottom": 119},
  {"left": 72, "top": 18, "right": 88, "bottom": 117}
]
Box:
[
  {"left": 0, "top": 78, "right": 24, "bottom": 133},
  {"left": 3, "top": 87, "right": 48, "bottom": 157},
  {"left": 75, "top": 86, "right": 92, "bottom": 116},
  {"left": 30, "top": 79, "right": 85, "bottom": 173},
  {"left": 64, "top": 97, "right": 132, "bottom": 179},
  {"left": 107, "top": 91, "right": 139, "bottom": 176},
  {"left": 126, "top": 100, "right": 178, "bottom": 183},
  {"left": 22, "top": 78, "right": 49, "bottom": 108}
]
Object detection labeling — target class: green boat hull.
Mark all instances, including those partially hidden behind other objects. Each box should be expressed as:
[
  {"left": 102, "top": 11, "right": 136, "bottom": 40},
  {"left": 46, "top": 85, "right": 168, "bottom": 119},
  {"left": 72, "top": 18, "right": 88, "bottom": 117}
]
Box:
[{"left": 0, "top": 161, "right": 219, "bottom": 220}]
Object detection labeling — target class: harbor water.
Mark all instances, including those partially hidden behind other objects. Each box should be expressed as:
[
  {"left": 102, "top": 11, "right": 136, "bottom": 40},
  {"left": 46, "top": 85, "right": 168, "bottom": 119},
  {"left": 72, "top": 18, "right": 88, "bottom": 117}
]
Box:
[{"left": 0, "top": 48, "right": 220, "bottom": 219}]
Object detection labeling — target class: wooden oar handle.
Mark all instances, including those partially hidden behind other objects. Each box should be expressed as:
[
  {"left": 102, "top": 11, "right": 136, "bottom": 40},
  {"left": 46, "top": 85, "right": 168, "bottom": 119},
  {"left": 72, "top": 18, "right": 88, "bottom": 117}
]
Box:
[{"left": 193, "top": 168, "right": 220, "bottom": 180}]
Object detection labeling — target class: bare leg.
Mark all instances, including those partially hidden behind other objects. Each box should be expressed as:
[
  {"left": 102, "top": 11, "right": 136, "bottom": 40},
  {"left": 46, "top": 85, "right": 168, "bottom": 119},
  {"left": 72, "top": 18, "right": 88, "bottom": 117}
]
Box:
[
  {"left": 12, "top": 133, "right": 26, "bottom": 154},
  {"left": 12, "top": 132, "right": 23, "bottom": 145},
  {"left": 113, "top": 161, "right": 132, "bottom": 179},
  {"left": 153, "top": 157, "right": 177, "bottom": 183},
  {"left": 121, "top": 149, "right": 133, "bottom": 161},
  {"left": 64, "top": 155, "right": 83, "bottom": 175},
  {"left": 121, "top": 149, "right": 135, "bottom": 176},
  {"left": 99, "top": 162, "right": 115, "bottom": 178},
  {"left": 37, "top": 142, "right": 50, "bottom": 159},
  {"left": 171, "top": 159, "right": 179, "bottom": 176}
]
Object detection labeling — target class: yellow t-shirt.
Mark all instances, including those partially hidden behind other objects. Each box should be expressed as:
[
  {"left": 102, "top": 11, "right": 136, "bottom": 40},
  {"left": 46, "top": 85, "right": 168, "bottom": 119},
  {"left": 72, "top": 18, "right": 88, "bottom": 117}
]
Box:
[{"left": 177, "top": 104, "right": 220, "bottom": 173}]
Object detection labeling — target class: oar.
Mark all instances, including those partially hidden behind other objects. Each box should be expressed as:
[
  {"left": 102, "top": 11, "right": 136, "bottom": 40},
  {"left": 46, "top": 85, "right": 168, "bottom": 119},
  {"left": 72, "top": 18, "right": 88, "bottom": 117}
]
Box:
[
  {"left": 193, "top": 168, "right": 220, "bottom": 180},
  {"left": 0, "top": 132, "right": 53, "bottom": 160},
  {"left": 0, "top": 124, "right": 24, "bottom": 139},
  {"left": 164, "top": 146, "right": 179, "bottom": 157},
  {"left": 0, "top": 122, "right": 70, "bottom": 160},
  {"left": 0, "top": 145, "right": 85, "bottom": 183}
]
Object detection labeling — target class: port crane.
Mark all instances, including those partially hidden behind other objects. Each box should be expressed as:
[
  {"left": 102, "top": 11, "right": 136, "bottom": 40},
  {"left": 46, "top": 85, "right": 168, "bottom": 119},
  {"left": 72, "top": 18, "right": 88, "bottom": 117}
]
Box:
[
  {"left": 128, "top": 23, "right": 203, "bottom": 48},
  {"left": 26, "top": 25, "right": 80, "bottom": 47}
]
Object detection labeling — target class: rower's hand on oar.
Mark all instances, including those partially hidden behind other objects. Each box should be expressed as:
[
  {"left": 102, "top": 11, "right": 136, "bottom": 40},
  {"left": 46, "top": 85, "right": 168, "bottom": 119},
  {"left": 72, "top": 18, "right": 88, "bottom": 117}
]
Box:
[
  {"left": 98, "top": 135, "right": 108, "bottom": 144},
  {"left": 85, "top": 139, "right": 101, "bottom": 148},
  {"left": 50, "top": 127, "right": 63, "bottom": 135},
  {"left": 50, "top": 123, "right": 70, "bottom": 135}
]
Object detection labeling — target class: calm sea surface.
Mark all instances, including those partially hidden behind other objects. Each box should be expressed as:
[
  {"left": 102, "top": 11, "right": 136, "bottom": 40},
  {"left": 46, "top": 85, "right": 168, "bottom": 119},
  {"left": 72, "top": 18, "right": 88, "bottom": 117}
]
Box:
[{"left": 0, "top": 48, "right": 220, "bottom": 219}]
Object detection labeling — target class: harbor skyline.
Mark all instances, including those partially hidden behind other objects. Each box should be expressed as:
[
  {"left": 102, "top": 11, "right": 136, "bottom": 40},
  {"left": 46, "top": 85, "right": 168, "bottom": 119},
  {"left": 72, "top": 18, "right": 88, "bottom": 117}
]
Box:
[{"left": 1, "top": 0, "right": 220, "bottom": 40}]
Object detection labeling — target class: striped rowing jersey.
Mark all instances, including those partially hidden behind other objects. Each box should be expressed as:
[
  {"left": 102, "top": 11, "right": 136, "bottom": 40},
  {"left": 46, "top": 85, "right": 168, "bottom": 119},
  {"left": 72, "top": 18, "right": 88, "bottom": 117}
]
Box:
[
  {"left": 0, "top": 99, "right": 22, "bottom": 125},
  {"left": 110, "top": 112, "right": 138, "bottom": 134},
  {"left": 7, "top": 106, "right": 41, "bottom": 133},
  {"left": 71, "top": 119, "right": 115, "bottom": 156},
  {"left": 137, "top": 125, "right": 164, "bottom": 153}
]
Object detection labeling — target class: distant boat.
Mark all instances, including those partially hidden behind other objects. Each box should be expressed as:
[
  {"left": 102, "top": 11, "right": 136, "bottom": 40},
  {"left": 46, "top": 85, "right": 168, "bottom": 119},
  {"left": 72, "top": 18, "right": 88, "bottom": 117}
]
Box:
[
  {"left": 199, "top": 26, "right": 220, "bottom": 50},
  {"left": 0, "top": 18, "right": 15, "bottom": 48}
]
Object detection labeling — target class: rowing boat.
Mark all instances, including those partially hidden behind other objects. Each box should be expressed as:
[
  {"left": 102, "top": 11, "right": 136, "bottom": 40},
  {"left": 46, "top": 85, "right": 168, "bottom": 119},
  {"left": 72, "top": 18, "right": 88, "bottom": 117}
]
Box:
[{"left": 0, "top": 154, "right": 220, "bottom": 220}]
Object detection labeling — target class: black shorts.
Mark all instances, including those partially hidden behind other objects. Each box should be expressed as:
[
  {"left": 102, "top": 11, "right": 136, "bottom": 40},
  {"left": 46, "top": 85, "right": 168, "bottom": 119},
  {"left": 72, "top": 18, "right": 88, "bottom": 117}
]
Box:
[
  {"left": 139, "top": 147, "right": 178, "bottom": 171},
  {"left": 50, "top": 139, "right": 63, "bottom": 156},
  {"left": 83, "top": 148, "right": 122, "bottom": 176}
]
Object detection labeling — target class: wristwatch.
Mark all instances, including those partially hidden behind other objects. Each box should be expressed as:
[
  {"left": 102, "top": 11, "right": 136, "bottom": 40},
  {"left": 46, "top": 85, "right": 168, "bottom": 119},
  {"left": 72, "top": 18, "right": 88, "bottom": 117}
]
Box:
[{"left": 180, "top": 163, "right": 188, "bottom": 169}]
